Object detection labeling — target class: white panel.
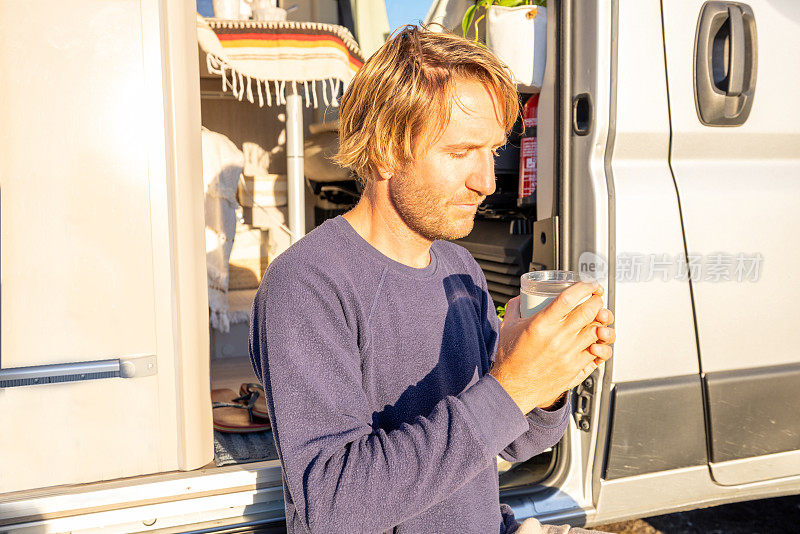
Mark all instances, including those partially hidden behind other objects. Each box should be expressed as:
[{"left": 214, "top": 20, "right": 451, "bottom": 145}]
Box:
[
  {"left": 0, "top": 0, "right": 157, "bottom": 367},
  {"left": 0, "top": 0, "right": 164, "bottom": 494},
  {"left": 710, "top": 449, "right": 800, "bottom": 486},
  {"left": 609, "top": 0, "right": 699, "bottom": 383},
  {"left": 536, "top": 3, "right": 557, "bottom": 221},
  {"left": 0, "top": 0, "right": 213, "bottom": 494},
  {"left": 663, "top": 1, "right": 800, "bottom": 374},
  {"left": 594, "top": 464, "right": 800, "bottom": 525}
]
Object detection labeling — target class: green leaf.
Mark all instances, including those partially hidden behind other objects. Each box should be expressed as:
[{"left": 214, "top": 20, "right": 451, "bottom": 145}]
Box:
[
  {"left": 496, "top": 0, "right": 527, "bottom": 7},
  {"left": 462, "top": 4, "right": 477, "bottom": 37},
  {"left": 473, "top": 13, "right": 486, "bottom": 41}
]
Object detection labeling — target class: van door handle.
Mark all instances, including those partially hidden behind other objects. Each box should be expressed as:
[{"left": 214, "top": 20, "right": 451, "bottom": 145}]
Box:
[
  {"left": 727, "top": 5, "right": 745, "bottom": 96},
  {"left": 0, "top": 355, "right": 157, "bottom": 388},
  {"left": 694, "top": 1, "right": 757, "bottom": 126}
]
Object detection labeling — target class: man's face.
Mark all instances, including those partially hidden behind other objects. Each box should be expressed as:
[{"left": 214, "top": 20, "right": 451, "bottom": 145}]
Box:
[{"left": 387, "top": 78, "right": 506, "bottom": 241}]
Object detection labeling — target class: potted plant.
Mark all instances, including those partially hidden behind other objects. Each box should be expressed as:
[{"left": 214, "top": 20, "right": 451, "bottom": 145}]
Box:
[{"left": 462, "top": 0, "right": 547, "bottom": 91}]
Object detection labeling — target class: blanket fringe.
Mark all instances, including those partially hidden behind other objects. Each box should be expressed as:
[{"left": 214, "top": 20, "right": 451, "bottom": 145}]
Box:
[
  {"left": 205, "top": 52, "right": 343, "bottom": 109},
  {"left": 331, "top": 78, "right": 340, "bottom": 106},
  {"left": 312, "top": 80, "right": 318, "bottom": 108}
]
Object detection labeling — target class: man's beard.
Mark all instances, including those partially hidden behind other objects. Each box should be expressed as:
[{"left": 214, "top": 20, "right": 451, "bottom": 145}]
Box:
[{"left": 387, "top": 172, "right": 481, "bottom": 241}]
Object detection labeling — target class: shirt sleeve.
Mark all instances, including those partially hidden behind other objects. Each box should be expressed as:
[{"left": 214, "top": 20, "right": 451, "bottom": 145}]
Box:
[
  {"left": 249, "top": 257, "right": 531, "bottom": 534},
  {"left": 479, "top": 271, "right": 572, "bottom": 465}
]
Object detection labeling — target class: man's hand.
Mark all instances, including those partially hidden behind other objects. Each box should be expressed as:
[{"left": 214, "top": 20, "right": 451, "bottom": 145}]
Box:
[{"left": 490, "top": 281, "right": 616, "bottom": 415}]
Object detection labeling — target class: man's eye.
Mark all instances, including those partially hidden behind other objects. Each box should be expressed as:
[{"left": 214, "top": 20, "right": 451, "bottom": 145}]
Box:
[{"left": 450, "top": 151, "right": 468, "bottom": 159}]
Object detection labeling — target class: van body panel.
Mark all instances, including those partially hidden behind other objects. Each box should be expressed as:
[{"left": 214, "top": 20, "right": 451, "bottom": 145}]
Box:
[
  {"left": 704, "top": 363, "right": 800, "bottom": 462},
  {"left": 591, "top": 0, "right": 708, "bottom": 515},
  {"left": 158, "top": 0, "right": 216, "bottom": 472},
  {"left": 559, "top": 0, "right": 614, "bottom": 512},
  {"left": 604, "top": 375, "right": 707, "bottom": 480},
  {"left": 662, "top": 0, "right": 800, "bottom": 485},
  {"left": 0, "top": 1, "right": 157, "bottom": 369},
  {"left": 710, "top": 450, "right": 800, "bottom": 486},
  {"left": 664, "top": 1, "right": 800, "bottom": 370},
  {"left": 605, "top": 0, "right": 700, "bottom": 384},
  {"left": 593, "top": 464, "right": 800, "bottom": 526},
  {"left": 0, "top": 0, "right": 212, "bottom": 495}
]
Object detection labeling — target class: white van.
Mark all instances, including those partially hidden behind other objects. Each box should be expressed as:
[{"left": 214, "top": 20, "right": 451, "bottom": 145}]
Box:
[{"left": 1, "top": 0, "right": 799, "bottom": 532}]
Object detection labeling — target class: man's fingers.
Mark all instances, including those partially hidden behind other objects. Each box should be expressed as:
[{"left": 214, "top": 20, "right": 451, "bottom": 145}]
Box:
[
  {"left": 595, "top": 325, "right": 616, "bottom": 344},
  {"left": 562, "top": 294, "right": 604, "bottom": 334},
  {"left": 588, "top": 342, "right": 613, "bottom": 361},
  {"left": 596, "top": 308, "right": 614, "bottom": 326},
  {"left": 570, "top": 345, "right": 613, "bottom": 388},
  {"left": 577, "top": 322, "right": 607, "bottom": 350},
  {"left": 544, "top": 280, "right": 601, "bottom": 322}
]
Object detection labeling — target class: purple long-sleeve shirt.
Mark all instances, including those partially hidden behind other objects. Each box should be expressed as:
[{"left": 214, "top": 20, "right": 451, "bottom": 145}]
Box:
[{"left": 249, "top": 215, "right": 570, "bottom": 534}]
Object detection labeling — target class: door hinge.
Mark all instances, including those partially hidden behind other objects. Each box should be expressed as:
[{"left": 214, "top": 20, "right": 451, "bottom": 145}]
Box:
[{"left": 573, "top": 373, "right": 596, "bottom": 432}]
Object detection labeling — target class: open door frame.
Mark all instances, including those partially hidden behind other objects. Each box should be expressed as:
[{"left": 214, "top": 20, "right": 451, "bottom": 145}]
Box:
[{"left": 500, "top": 0, "right": 617, "bottom": 526}]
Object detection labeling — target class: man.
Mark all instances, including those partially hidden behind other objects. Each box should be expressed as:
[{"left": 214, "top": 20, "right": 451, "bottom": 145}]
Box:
[{"left": 249, "top": 25, "right": 615, "bottom": 533}]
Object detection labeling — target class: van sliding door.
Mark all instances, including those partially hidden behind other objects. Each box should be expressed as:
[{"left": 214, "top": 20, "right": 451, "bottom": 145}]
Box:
[
  {"left": 663, "top": 0, "right": 800, "bottom": 485},
  {"left": 586, "top": 0, "right": 709, "bottom": 524},
  {"left": 0, "top": 0, "right": 212, "bottom": 494}
]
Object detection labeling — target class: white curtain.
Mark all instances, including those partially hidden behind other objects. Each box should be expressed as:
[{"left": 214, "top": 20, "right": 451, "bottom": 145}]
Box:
[{"left": 202, "top": 127, "right": 244, "bottom": 333}]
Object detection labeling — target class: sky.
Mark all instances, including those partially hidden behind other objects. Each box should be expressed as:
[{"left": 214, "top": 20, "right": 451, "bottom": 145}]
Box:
[
  {"left": 197, "top": 1, "right": 435, "bottom": 31},
  {"left": 385, "top": 0, "right": 433, "bottom": 31}
]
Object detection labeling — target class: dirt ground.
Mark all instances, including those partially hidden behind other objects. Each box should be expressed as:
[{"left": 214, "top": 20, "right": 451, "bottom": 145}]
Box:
[{"left": 594, "top": 494, "right": 800, "bottom": 534}]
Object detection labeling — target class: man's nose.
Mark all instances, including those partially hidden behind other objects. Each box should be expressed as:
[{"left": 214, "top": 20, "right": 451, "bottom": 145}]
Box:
[{"left": 466, "top": 149, "right": 496, "bottom": 197}]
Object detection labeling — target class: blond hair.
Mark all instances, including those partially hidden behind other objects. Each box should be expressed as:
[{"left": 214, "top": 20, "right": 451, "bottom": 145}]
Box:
[{"left": 334, "top": 25, "right": 519, "bottom": 188}]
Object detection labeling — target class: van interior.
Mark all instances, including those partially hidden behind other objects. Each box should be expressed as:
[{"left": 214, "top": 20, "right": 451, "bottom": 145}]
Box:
[{"left": 201, "top": 0, "right": 558, "bottom": 493}]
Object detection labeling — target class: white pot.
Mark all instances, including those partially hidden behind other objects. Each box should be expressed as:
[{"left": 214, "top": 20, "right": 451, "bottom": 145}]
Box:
[
  {"left": 252, "top": 6, "right": 287, "bottom": 21},
  {"left": 486, "top": 5, "right": 547, "bottom": 90},
  {"left": 212, "top": 0, "right": 241, "bottom": 19}
]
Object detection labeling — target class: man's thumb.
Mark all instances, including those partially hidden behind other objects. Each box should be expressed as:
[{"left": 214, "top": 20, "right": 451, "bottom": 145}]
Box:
[{"left": 504, "top": 296, "right": 521, "bottom": 322}]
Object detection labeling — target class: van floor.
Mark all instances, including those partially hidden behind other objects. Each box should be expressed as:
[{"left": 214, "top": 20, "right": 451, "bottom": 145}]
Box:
[
  {"left": 211, "top": 356, "right": 278, "bottom": 467},
  {"left": 499, "top": 449, "right": 554, "bottom": 490},
  {"left": 211, "top": 355, "right": 259, "bottom": 393}
]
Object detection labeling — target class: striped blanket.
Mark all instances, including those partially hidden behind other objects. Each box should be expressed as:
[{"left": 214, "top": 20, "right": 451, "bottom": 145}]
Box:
[{"left": 197, "top": 15, "right": 364, "bottom": 108}]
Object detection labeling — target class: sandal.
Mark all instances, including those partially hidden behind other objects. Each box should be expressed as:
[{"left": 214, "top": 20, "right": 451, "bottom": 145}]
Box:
[
  {"left": 212, "top": 388, "right": 271, "bottom": 433},
  {"left": 238, "top": 382, "right": 270, "bottom": 421}
]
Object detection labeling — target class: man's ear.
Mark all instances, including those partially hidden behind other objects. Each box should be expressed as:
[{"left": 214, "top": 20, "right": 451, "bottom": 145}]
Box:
[{"left": 374, "top": 163, "right": 394, "bottom": 182}]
